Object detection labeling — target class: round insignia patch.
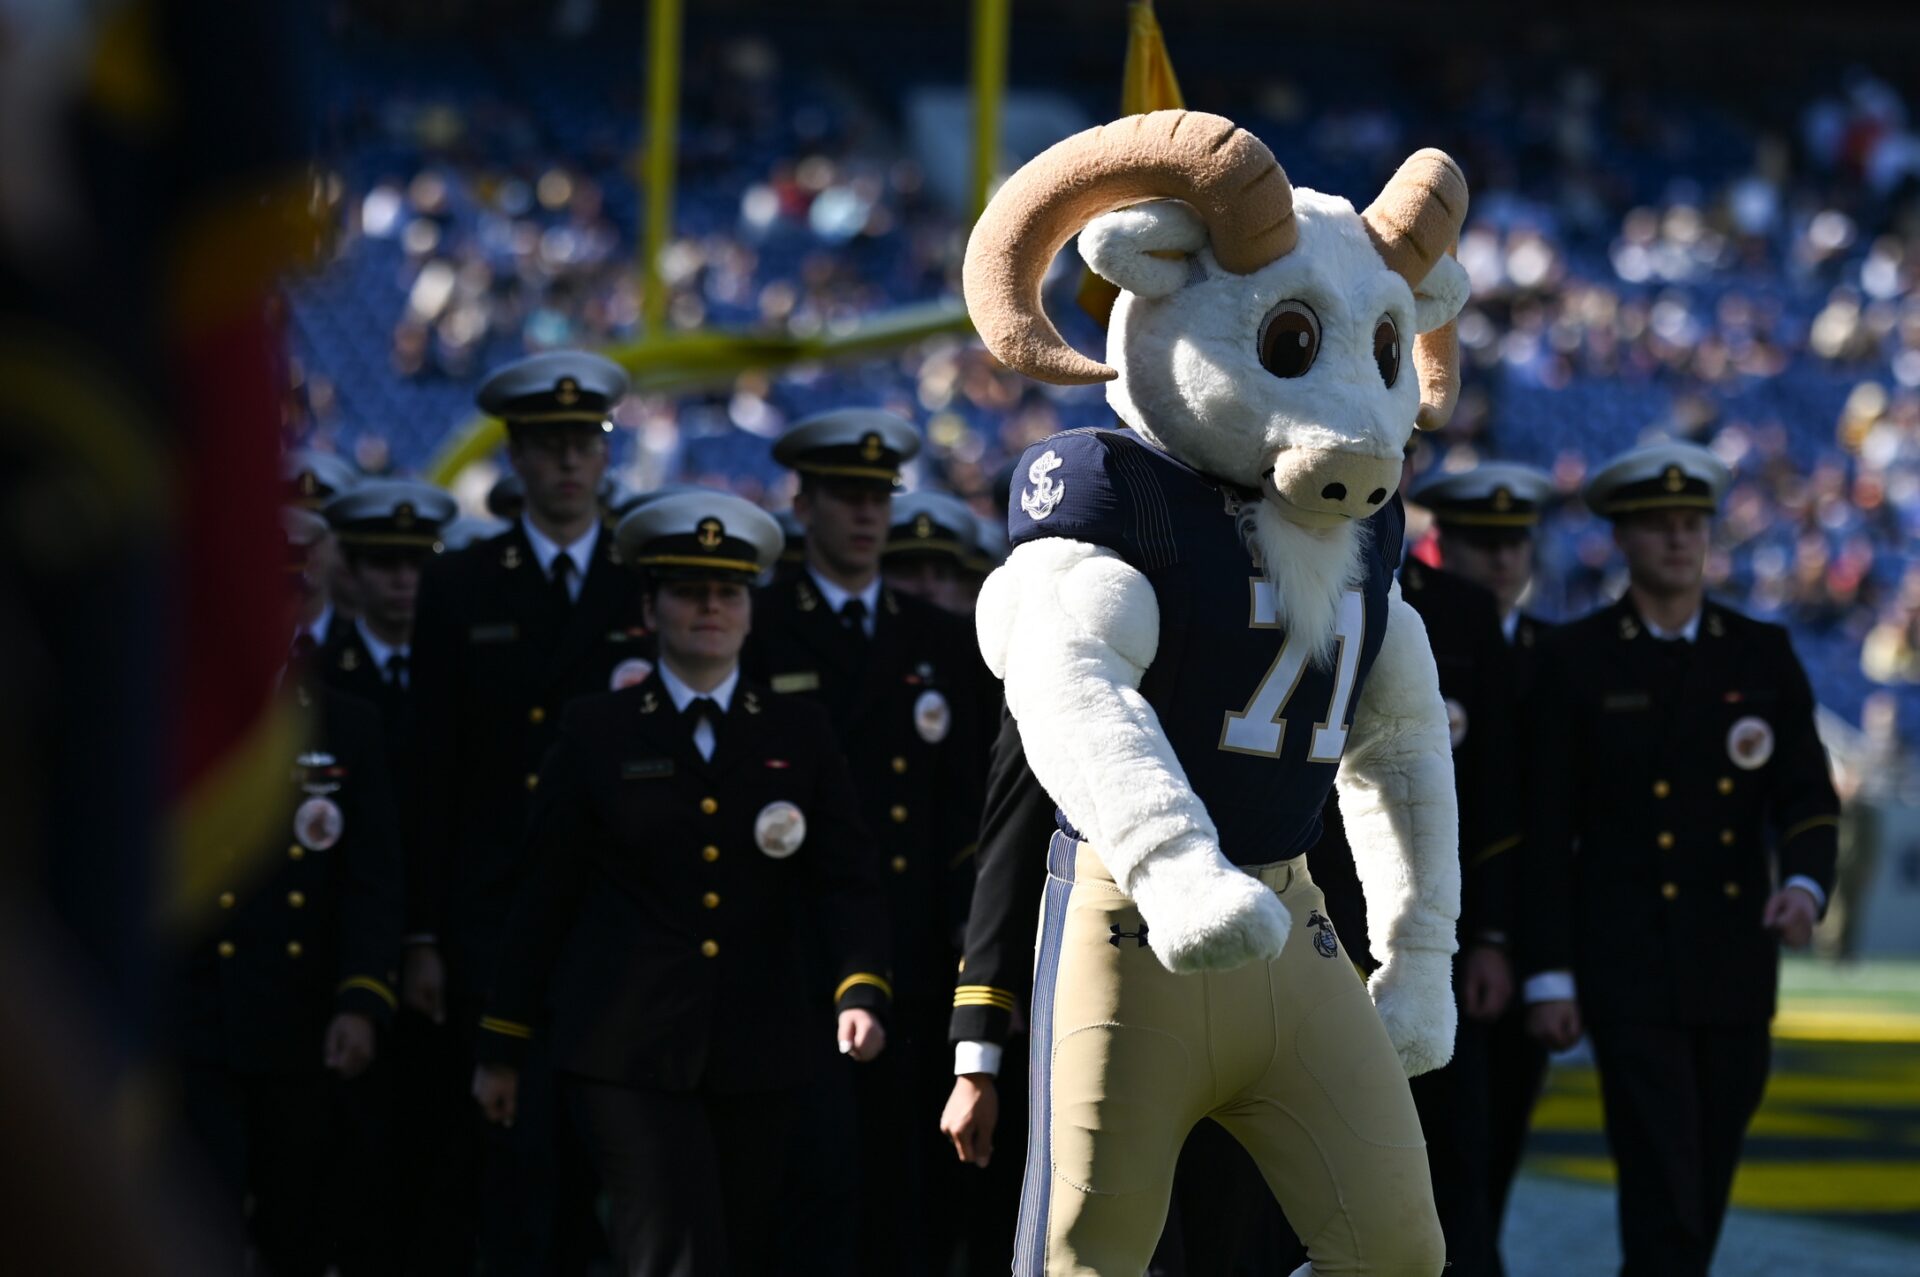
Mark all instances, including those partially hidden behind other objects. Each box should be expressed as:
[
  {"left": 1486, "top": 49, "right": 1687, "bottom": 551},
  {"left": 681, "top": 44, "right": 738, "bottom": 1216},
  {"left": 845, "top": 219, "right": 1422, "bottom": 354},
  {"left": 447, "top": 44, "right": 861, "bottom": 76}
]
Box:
[
  {"left": 1444, "top": 697, "right": 1469, "bottom": 749},
  {"left": 1727, "top": 716, "right": 1775, "bottom": 771},
  {"left": 755, "top": 801, "right": 807, "bottom": 859},
  {"left": 611, "top": 657, "right": 654, "bottom": 691},
  {"left": 294, "top": 797, "right": 344, "bottom": 851},
  {"left": 914, "top": 689, "right": 951, "bottom": 744}
]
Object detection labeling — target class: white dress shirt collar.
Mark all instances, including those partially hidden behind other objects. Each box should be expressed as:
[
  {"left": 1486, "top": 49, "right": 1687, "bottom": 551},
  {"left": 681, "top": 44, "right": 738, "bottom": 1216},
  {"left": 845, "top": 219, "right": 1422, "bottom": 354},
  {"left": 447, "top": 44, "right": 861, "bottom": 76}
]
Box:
[
  {"left": 521, "top": 515, "right": 599, "bottom": 599},
  {"left": 807, "top": 568, "right": 881, "bottom": 637},
  {"left": 655, "top": 662, "right": 739, "bottom": 761},
  {"left": 355, "top": 618, "right": 409, "bottom": 685},
  {"left": 655, "top": 661, "right": 739, "bottom": 714},
  {"left": 300, "top": 602, "right": 335, "bottom": 648},
  {"left": 1643, "top": 609, "right": 1702, "bottom": 643}
]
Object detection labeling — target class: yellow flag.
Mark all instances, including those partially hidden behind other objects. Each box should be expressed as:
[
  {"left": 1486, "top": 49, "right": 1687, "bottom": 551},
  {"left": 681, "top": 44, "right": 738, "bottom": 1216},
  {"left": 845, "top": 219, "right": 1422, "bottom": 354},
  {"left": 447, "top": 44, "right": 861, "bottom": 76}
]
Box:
[
  {"left": 1120, "top": 0, "right": 1186, "bottom": 117},
  {"left": 1078, "top": 1, "right": 1186, "bottom": 325}
]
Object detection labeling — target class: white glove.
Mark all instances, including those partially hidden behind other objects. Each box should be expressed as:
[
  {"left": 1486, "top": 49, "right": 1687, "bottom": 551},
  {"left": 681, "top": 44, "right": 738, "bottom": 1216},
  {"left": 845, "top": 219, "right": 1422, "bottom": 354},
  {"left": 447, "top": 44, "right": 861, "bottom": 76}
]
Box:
[
  {"left": 1126, "top": 833, "right": 1291, "bottom": 974},
  {"left": 1367, "top": 949, "right": 1456, "bottom": 1077}
]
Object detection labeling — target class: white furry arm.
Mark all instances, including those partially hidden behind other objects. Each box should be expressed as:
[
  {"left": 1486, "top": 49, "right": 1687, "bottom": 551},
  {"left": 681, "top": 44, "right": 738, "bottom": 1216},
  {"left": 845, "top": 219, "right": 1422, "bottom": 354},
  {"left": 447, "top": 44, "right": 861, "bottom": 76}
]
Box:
[
  {"left": 1336, "top": 592, "right": 1461, "bottom": 1076},
  {"left": 977, "top": 539, "right": 1290, "bottom": 973}
]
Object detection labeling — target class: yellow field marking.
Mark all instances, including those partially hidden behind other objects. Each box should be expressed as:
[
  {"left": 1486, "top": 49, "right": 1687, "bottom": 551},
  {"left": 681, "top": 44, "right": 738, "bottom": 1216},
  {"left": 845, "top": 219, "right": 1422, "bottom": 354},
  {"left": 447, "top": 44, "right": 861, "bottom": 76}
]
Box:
[
  {"left": 1773, "top": 1005, "right": 1920, "bottom": 1044},
  {"left": 1532, "top": 1156, "right": 1920, "bottom": 1212},
  {"left": 1528, "top": 1093, "right": 1606, "bottom": 1134},
  {"left": 1530, "top": 1090, "right": 1875, "bottom": 1139}
]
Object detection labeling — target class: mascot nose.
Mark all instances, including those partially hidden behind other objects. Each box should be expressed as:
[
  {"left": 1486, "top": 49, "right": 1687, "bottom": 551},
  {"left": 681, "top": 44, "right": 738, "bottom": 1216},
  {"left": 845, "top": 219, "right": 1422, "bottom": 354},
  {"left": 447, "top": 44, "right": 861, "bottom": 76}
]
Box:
[{"left": 1264, "top": 448, "right": 1401, "bottom": 525}]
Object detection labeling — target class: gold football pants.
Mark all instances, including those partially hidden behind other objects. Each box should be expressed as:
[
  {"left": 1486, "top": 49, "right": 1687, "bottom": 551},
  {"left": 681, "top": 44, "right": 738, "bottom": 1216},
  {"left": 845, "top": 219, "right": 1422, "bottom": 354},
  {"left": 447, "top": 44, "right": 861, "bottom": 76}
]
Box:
[{"left": 1015, "top": 834, "right": 1445, "bottom": 1276}]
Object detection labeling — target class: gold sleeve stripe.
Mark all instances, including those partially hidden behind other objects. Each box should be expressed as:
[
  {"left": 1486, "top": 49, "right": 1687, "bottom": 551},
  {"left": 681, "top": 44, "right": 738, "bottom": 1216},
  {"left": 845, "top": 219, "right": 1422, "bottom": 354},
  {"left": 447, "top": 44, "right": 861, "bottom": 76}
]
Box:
[
  {"left": 948, "top": 841, "right": 980, "bottom": 869},
  {"left": 478, "top": 1016, "right": 533, "bottom": 1039},
  {"left": 954, "top": 984, "right": 1016, "bottom": 1001},
  {"left": 1470, "top": 834, "right": 1522, "bottom": 868},
  {"left": 834, "top": 973, "right": 894, "bottom": 1003},
  {"left": 1783, "top": 815, "right": 1841, "bottom": 843},
  {"left": 336, "top": 976, "right": 398, "bottom": 1010},
  {"left": 953, "top": 985, "right": 1017, "bottom": 1010}
]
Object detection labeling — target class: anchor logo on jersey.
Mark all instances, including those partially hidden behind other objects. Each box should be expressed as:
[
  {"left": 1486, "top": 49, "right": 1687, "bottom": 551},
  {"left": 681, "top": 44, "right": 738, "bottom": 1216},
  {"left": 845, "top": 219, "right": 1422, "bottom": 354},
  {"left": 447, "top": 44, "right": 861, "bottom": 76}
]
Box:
[
  {"left": 1020, "top": 449, "right": 1066, "bottom": 521},
  {"left": 1307, "top": 910, "right": 1339, "bottom": 959}
]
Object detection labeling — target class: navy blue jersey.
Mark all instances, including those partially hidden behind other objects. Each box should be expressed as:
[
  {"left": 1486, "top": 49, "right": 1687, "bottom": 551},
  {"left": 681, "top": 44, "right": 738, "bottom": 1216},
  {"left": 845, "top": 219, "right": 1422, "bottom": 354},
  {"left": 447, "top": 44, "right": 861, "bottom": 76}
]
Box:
[{"left": 1008, "top": 428, "right": 1404, "bottom": 864}]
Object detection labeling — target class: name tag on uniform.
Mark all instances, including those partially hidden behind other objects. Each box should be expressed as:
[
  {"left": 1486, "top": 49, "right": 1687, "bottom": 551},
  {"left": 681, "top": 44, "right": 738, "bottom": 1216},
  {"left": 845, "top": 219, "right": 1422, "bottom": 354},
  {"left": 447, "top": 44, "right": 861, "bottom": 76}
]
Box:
[
  {"left": 1602, "top": 692, "right": 1650, "bottom": 713},
  {"left": 771, "top": 671, "right": 820, "bottom": 694},
  {"left": 469, "top": 623, "right": 518, "bottom": 644},
  {"left": 621, "top": 758, "right": 675, "bottom": 781}
]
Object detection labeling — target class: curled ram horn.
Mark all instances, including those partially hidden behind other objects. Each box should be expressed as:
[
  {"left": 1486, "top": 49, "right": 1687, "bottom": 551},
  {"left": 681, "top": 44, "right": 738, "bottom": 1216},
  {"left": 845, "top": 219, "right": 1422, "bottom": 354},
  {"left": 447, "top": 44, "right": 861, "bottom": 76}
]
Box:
[
  {"left": 1362, "top": 148, "right": 1470, "bottom": 431},
  {"left": 962, "top": 109, "right": 1297, "bottom": 386}
]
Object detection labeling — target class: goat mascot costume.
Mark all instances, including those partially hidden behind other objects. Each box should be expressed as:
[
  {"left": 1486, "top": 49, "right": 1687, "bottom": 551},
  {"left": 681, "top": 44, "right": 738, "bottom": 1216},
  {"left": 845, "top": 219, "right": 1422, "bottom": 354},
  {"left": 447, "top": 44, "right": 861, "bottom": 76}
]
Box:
[{"left": 965, "top": 111, "right": 1470, "bottom": 1276}]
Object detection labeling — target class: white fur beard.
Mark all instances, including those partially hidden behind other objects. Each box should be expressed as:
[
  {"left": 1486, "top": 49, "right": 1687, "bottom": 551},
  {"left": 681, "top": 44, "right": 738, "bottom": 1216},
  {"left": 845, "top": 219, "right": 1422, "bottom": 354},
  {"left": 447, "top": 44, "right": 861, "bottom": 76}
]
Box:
[{"left": 1238, "top": 500, "right": 1368, "bottom": 669}]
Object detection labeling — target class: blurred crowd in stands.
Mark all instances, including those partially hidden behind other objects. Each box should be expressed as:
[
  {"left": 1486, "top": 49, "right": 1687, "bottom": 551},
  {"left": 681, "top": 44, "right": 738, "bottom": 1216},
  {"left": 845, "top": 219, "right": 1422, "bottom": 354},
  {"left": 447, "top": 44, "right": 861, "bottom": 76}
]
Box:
[{"left": 283, "top": 18, "right": 1920, "bottom": 738}]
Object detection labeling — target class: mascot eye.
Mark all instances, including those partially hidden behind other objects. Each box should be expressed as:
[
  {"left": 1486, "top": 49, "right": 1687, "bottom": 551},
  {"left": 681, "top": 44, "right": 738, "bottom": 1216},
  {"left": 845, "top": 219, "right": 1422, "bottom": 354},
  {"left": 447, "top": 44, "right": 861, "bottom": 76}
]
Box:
[
  {"left": 1373, "top": 316, "right": 1401, "bottom": 388},
  {"left": 1259, "top": 301, "right": 1320, "bottom": 379}
]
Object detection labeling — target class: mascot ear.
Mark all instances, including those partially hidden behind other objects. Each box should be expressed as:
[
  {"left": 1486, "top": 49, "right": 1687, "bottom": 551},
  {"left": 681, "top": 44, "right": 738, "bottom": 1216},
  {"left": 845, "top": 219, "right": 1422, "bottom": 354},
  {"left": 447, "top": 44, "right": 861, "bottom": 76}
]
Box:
[
  {"left": 1078, "top": 200, "right": 1208, "bottom": 299},
  {"left": 1412, "top": 253, "right": 1469, "bottom": 334}
]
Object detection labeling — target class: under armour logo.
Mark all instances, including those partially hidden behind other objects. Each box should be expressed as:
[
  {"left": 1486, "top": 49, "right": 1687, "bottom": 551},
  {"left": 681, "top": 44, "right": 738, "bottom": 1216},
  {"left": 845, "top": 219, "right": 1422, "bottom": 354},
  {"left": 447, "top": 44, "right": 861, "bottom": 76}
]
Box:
[{"left": 1108, "top": 922, "right": 1150, "bottom": 948}]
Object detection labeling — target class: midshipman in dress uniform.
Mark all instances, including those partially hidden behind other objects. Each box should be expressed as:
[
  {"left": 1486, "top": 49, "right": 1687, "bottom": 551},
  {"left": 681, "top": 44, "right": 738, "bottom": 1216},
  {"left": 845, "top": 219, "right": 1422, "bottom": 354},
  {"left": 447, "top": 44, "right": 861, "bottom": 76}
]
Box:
[
  {"left": 404, "top": 351, "right": 644, "bottom": 1273},
  {"left": 473, "top": 490, "right": 891, "bottom": 1277},
  {"left": 1522, "top": 442, "right": 1839, "bottom": 1276},
  {"left": 747, "top": 410, "right": 984, "bottom": 1276}
]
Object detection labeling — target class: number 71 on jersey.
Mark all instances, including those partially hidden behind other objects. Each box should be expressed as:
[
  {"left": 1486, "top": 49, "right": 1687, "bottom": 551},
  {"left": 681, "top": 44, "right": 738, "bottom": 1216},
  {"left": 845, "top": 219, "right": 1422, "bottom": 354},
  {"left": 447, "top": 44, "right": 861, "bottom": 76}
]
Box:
[{"left": 1219, "top": 583, "right": 1365, "bottom": 764}]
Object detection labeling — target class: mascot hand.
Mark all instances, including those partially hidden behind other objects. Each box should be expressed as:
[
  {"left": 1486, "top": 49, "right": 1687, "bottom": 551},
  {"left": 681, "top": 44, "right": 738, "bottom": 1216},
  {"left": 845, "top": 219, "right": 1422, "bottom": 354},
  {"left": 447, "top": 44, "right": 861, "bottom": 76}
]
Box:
[
  {"left": 1367, "top": 950, "right": 1457, "bottom": 1077},
  {"left": 1130, "top": 835, "right": 1291, "bottom": 974}
]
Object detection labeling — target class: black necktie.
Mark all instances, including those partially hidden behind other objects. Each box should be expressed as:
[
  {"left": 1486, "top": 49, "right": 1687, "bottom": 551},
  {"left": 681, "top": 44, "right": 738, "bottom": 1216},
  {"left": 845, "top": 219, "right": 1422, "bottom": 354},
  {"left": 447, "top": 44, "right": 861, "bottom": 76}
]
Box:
[
  {"left": 684, "top": 696, "right": 721, "bottom": 756},
  {"left": 839, "top": 597, "right": 869, "bottom": 641},
  {"left": 549, "top": 554, "right": 576, "bottom": 609},
  {"left": 385, "top": 651, "right": 409, "bottom": 689}
]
